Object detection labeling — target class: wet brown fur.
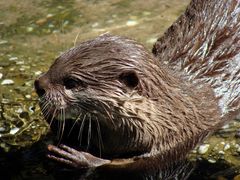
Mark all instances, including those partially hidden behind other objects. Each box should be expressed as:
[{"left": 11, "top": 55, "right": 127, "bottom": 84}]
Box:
[
  {"left": 35, "top": 0, "right": 240, "bottom": 179},
  {"left": 153, "top": 0, "right": 240, "bottom": 120}
]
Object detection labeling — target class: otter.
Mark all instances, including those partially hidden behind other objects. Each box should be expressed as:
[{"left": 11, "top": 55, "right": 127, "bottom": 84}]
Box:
[{"left": 34, "top": 0, "right": 240, "bottom": 179}]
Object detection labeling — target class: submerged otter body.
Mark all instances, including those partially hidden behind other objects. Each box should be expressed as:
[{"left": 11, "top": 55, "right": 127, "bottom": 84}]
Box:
[{"left": 35, "top": 0, "right": 240, "bottom": 179}]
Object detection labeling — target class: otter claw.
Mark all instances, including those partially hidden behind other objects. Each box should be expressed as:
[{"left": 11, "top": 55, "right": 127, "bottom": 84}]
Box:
[{"left": 47, "top": 144, "right": 110, "bottom": 169}]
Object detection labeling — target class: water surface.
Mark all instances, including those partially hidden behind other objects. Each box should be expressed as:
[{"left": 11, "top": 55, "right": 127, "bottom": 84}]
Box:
[{"left": 1, "top": 0, "right": 240, "bottom": 179}]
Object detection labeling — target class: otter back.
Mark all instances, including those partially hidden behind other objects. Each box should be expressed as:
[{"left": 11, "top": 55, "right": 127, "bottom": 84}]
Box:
[{"left": 153, "top": 0, "right": 240, "bottom": 120}]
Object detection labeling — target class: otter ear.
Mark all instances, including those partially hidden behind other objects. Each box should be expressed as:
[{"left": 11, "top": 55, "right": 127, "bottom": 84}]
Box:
[{"left": 119, "top": 71, "right": 139, "bottom": 89}]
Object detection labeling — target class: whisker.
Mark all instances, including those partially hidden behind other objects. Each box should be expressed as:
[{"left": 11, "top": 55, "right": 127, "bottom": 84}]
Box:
[
  {"left": 59, "top": 108, "right": 66, "bottom": 144},
  {"left": 41, "top": 96, "right": 51, "bottom": 109},
  {"left": 49, "top": 108, "right": 58, "bottom": 127},
  {"left": 96, "top": 117, "right": 103, "bottom": 157},
  {"left": 78, "top": 114, "right": 87, "bottom": 146},
  {"left": 43, "top": 103, "right": 54, "bottom": 120},
  {"left": 39, "top": 94, "right": 47, "bottom": 103},
  {"left": 73, "top": 31, "right": 81, "bottom": 47},
  {"left": 57, "top": 108, "right": 63, "bottom": 144},
  {"left": 41, "top": 101, "right": 51, "bottom": 115},
  {"left": 101, "top": 102, "right": 116, "bottom": 128},
  {"left": 68, "top": 112, "right": 82, "bottom": 137},
  {"left": 86, "top": 114, "right": 92, "bottom": 151}
]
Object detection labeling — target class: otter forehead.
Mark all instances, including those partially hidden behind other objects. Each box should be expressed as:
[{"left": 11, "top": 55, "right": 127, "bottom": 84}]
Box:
[
  {"left": 40, "top": 34, "right": 167, "bottom": 98},
  {"left": 48, "top": 34, "right": 155, "bottom": 75}
]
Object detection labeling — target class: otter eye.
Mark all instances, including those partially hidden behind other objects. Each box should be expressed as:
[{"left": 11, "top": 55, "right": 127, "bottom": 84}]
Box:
[
  {"left": 63, "top": 77, "right": 85, "bottom": 90},
  {"left": 119, "top": 71, "right": 139, "bottom": 89}
]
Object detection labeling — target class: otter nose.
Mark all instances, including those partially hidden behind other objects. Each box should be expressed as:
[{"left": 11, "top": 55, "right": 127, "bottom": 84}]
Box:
[{"left": 34, "top": 74, "right": 49, "bottom": 97}]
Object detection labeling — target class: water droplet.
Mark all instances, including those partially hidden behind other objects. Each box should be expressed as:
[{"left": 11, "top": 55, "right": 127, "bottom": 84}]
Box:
[
  {"left": 1, "top": 79, "right": 14, "bottom": 85},
  {"left": 198, "top": 144, "right": 210, "bottom": 154},
  {"left": 9, "top": 127, "right": 20, "bottom": 135},
  {"left": 126, "top": 20, "right": 138, "bottom": 26}
]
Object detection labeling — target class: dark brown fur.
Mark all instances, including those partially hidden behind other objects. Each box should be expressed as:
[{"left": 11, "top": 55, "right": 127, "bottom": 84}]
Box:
[{"left": 35, "top": 0, "right": 240, "bottom": 179}]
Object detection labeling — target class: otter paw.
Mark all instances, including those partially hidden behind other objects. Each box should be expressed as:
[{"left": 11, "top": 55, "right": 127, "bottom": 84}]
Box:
[{"left": 47, "top": 144, "right": 110, "bottom": 169}]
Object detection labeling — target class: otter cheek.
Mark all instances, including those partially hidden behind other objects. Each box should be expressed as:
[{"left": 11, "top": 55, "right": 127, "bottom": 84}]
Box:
[
  {"left": 64, "top": 89, "right": 76, "bottom": 100},
  {"left": 65, "top": 108, "right": 80, "bottom": 120},
  {"left": 60, "top": 89, "right": 79, "bottom": 119}
]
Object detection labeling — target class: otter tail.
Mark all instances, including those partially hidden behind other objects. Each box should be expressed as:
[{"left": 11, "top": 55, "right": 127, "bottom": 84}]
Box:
[{"left": 153, "top": 0, "right": 240, "bottom": 120}]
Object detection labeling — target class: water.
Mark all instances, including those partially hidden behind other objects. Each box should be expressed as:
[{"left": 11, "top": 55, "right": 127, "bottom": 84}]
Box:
[{"left": 0, "top": 0, "right": 240, "bottom": 179}]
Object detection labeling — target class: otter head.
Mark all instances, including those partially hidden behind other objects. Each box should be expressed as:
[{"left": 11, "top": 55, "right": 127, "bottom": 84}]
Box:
[
  {"left": 34, "top": 34, "right": 168, "bottom": 158},
  {"left": 34, "top": 34, "right": 212, "bottom": 160}
]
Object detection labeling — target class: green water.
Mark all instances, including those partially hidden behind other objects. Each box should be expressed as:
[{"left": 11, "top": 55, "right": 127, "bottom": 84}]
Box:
[{"left": 0, "top": 0, "right": 240, "bottom": 179}]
